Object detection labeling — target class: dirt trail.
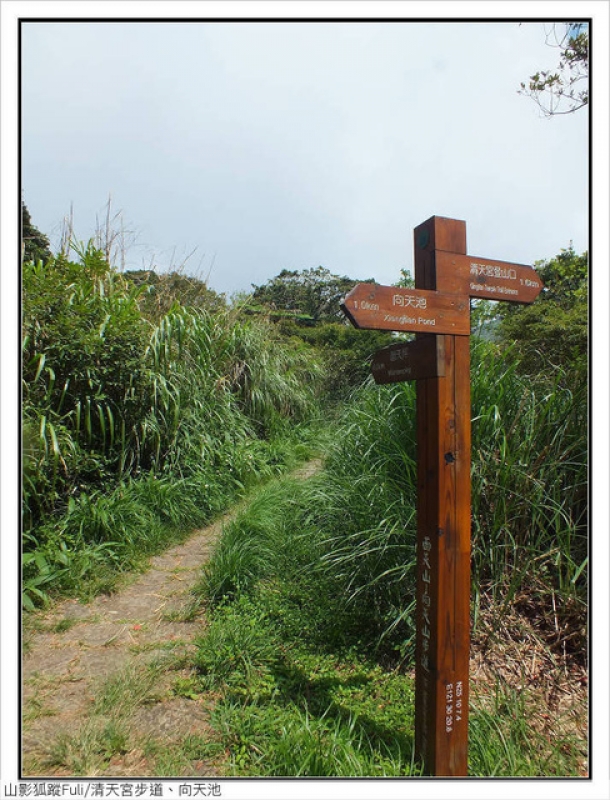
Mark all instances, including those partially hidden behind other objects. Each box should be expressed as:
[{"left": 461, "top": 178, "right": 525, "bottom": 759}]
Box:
[{"left": 22, "top": 460, "right": 323, "bottom": 778}]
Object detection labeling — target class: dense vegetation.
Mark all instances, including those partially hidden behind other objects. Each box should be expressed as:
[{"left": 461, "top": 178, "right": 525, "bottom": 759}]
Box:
[
  {"left": 192, "top": 336, "right": 586, "bottom": 776},
  {"left": 191, "top": 251, "right": 588, "bottom": 777},
  {"left": 21, "top": 206, "right": 588, "bottom": 776},
  {"left": 22, "top": 237, "right": 326, "bottom": 607},
  {"left": 497, "top": 246, "right": 588, "bottom": 379},
  {"left": 249, "top": 266, "right": 397, "bottom": 398}
]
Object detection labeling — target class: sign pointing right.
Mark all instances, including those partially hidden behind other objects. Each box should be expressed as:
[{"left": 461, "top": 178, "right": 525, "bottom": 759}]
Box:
[{"left": 435, "top": 251, "right": 544, "bottom": 303}]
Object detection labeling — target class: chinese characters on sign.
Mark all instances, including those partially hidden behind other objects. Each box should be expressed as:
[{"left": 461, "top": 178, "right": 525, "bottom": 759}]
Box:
[
  {"left": 340, "top": 284, "right": 470, "bottom": 334},
  {"left": 370, "top": 337, "right": 445, "bottom": 385},
  {"left": 434, "top": 250, "right": 543, "bottom": 303},
  {"left": 340, "top": 215, "right": 544, "bottom": 777},
  {"left": 392, "top": 293, "right": 427, "bottom": 309}
]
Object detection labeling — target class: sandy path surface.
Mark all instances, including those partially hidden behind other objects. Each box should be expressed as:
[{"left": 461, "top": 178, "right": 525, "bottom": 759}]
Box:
[{"left": 22, "top": 460, "right": 322, "bottom": 777}]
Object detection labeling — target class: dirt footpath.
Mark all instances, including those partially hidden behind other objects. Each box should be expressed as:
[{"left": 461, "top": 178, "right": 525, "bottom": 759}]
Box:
[
  {"left": 22, "top": 520, "right": 222, "bottom": 776},
  {"left": 22, "top": 461, "right": 322, "bottom": 777}
]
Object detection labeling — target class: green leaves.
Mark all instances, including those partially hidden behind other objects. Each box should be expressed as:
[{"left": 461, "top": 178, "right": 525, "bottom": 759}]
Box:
[
  {"left": 497, "top": 248, "right": 588, "bottom": 379},
  {"left": 519, "top": 23, "right": 588, "bottom": 116},
  {"left": 250, "top": 266, "right": 361, "bottom": 322},
  {"left": 21, "top": 202, "right": 52, "bottom": 264},
  {"left": 22, "top": 238, "right": 326, "bottom": 605}
]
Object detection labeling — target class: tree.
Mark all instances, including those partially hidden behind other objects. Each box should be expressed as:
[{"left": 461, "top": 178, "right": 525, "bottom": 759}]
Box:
[
  {"left": 22, "top": 202, "right": 52, "bottom": 264},
  {"left": 251, "top": 265, "right": 396, "bottom": 398},
  {"left": 22, "top": 243, "right": 148, "bottom": 422},
  {"left": 394, "top": 268, "right": 415, "bottom": 288},
  {"left": 251, "top": 266, "right": 366, "bottom": 322},
  {"left": 124, "top": 269, "right": 226, "bottom": 320},
  {"left": 497, "top": 247, "right": 588, "bottom": 377},
  {"left": 520, "top": 23, "right": 589, "bottom": 117}
]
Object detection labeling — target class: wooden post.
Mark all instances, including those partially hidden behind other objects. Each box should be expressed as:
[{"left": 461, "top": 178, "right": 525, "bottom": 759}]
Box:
[
  {"left": 413, "top": 216, "right": 471, "bottom": 776},
  {"left": 341, "top": 214, "right": 542, "bottom": 775}
]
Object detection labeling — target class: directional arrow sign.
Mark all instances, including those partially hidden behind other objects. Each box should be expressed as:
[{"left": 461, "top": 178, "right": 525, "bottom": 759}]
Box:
[
  {"left": 371, "top": 336, "right": 445, "bottom": 384},
  {"left": 340, "top": 284, "right": 470, "bottom": 335},
  {"left": 435, "top": 251, "right": 544, "bottom": 303}
]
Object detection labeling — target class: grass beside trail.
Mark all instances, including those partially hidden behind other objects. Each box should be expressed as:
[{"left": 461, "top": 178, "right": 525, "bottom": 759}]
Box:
[
  {"left": 22, "top": 245, "right": 328, "bottom": 609},
  {"left": 192, "top": 473, "right": 586, "bottom": 778},
  {"left": 23, "top": 424, "right": 321, "bottom": 607},
  {"left": 192, "top": 477, "right": 421, "bottom": 777}
]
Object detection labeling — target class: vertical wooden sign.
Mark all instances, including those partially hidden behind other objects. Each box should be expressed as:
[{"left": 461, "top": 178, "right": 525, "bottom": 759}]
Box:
[
  {"left": 341, "top": 215, "right": 543, "bottom": 777},
  {"left": 413, "top": 216, "right": 471, "bottom": 776}
]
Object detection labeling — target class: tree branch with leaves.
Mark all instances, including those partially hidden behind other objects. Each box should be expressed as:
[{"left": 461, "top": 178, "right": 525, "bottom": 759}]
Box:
[{"left": 520, "top": 23, "right": 589, "bottom": 117}]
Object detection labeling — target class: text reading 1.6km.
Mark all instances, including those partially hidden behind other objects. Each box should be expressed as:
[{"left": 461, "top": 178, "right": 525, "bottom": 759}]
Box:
[{"left": 435, "top": 251, "right": 543, "bottom": 303}]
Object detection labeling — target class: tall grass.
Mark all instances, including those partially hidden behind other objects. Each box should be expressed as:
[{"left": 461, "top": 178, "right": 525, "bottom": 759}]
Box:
[
  {"left": 195, "top": 555, "right": 421, "bottom": 776},
  {"left": 226, "top": 316, "right": 324, "bottom": 438},
  {"left": 22, "top": 245, "right": 325, "bottom": 607},
  {"left": 194, "top": 376, "right": 587, "bottom": 776},
  {"left": 189, "top": 328, "right": 586, "bottom": 778},
  {"left": 200, "top": 334, "right": 586, "bottom": 659},
  {"left": 470, "top": 338, "right": 587, "bottom": 613},
  {"left": 310, "top": 336, "right": 587, "bottom": 645}
]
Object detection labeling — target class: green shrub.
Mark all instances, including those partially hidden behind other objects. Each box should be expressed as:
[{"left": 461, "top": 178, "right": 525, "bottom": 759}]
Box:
[
  {"left": 278, "top": 319, "right": 395, "bottom": 400},
  {"left": 22, "top": 243, "right": 326, "bottom": 605},
  {"left": 201, "top": 335, "right": 586, "bottom": 658},
  {"left": 225, "top": 317, "right": 324, "bottom": 438}
]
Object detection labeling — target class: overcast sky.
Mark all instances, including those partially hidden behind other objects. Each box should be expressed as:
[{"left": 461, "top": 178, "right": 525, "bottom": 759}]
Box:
[{"left": 21, "top": 18, "right": 589, "bottom": 296}]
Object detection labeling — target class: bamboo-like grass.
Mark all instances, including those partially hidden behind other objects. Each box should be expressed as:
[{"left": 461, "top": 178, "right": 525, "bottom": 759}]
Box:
[
  {"left": 193, "top": 334, "right": 587, "bottom": 775},
  {"left": 470, "top": 338, "right": 587, "bottom": 611},
  {"left": 22, "top": 246, "right": 325, "bottom": 607},
  {"left": 201, "top": 333, "right": 586, "bottom": 660},
  {"left": 313, "top": 336, "right": 588, "bottom": 643}
]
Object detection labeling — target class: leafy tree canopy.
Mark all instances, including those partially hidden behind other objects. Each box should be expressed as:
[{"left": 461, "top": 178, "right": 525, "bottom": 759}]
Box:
[
  {"left": 22, "top": 242, "right": 148, "bottom": 417},
  {"left": 251, "top": 266, "right": 372, "bottom": 322},
  {"left": 394, "top": 268, "right": 415, "bottom": 288},
  {"left": 497, "top": 247, "right": 588, "bottom": 377},
  {"left": 124, "top": 269, "right": 226, "bottom": 320},
  {"left": 22, "top": 202, "right": 52, "bottom": 265}
]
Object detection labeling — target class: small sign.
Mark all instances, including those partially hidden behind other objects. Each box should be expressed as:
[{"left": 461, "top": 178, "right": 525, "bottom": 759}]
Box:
[
  {"left": 435, "top": 251, "right": 544, "bottom": 303},
  {"left": 340, "top": 284, "right": 470, "bottom": 335},
  {"left": 371, "top": 336, "right": 445, "bottom": 384}
]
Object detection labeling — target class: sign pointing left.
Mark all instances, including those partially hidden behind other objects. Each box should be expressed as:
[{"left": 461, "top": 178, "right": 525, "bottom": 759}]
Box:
[
  {"left": 371, "top": 336, "right": 445, "bottom": 384},
  {"left": 341, "top": 283, "right": 470, "bottom": 335}
]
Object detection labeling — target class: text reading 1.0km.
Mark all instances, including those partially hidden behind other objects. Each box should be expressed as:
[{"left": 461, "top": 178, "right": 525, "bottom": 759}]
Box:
[
  {"left": 435, "top": 251, "right": 544, "bottom": 303},
  {"left": 340, "top": 284, "right": 470, "bottom": 335}
]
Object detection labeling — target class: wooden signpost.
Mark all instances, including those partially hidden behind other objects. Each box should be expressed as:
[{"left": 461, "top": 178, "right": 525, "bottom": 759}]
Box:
[
  {"left": 370, "top": 336, "right": 445, "bottom": 384},
  {"left": 340, "top": 216, "right": 544, "bottom": 777},
  {"left": 434, "top": 250, "right": 544, "bottom": 303},
  {"left": 340, "top": 284, "right": 470, "bottom": 335}
]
